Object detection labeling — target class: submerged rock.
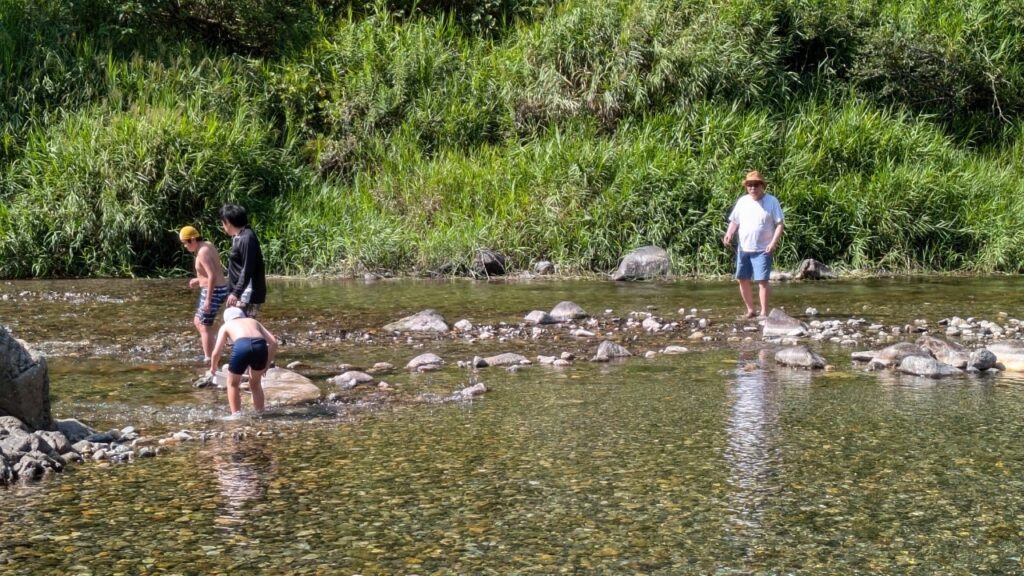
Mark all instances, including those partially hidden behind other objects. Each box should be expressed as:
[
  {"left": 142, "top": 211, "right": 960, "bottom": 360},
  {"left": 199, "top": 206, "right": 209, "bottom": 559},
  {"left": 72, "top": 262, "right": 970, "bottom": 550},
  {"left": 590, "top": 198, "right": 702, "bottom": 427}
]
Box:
[
  {"left": 457, "top": 382, "right": 488, "bottom": 398},
  {"left": 855, "top": 342, "right": 932, "bottom": 369},
  {"left": 482, "top": 353, "right": 529, "bottom": 367},
  {"left": 775, "top": 346, "right": 827, "bottom": 369}
]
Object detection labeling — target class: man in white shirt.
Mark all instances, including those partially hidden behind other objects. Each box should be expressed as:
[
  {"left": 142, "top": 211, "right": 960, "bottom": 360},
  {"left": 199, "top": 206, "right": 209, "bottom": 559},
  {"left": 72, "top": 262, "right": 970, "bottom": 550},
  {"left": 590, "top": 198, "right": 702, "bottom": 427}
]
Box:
[{"left": 722, "top": 171, "right": 785, "bottom": 319}]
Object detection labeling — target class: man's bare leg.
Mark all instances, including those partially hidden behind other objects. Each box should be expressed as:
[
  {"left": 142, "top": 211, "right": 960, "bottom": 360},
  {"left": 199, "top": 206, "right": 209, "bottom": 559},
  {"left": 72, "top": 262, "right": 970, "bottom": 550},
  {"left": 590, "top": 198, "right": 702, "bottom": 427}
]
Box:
[
  {"left": 757, "top": 280, "right": 771, "bottom": 317},
  {"left": 738, "top": 279, "right": 756, "bottom": 317}
]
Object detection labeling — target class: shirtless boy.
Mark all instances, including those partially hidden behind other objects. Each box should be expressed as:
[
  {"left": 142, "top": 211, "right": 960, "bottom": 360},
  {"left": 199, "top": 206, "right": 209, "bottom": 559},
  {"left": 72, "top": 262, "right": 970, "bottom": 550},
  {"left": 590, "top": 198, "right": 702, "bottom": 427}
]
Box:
[
  {"left": 180, "top": 226, "right": 229, "bottom": 361},
  {"left": 210, "top": 306, "right": 278, "bottom": 418}
]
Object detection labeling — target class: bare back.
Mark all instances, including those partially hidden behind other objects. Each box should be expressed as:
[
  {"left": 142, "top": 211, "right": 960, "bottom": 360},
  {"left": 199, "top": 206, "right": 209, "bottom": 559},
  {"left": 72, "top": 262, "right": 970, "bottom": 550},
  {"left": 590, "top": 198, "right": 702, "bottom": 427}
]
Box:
[
  {"left": 220, "top": 318, "right": 273, "bottom": 343},
  {"left": 195, "top": 241, "right": 227, "bottom": 287}
]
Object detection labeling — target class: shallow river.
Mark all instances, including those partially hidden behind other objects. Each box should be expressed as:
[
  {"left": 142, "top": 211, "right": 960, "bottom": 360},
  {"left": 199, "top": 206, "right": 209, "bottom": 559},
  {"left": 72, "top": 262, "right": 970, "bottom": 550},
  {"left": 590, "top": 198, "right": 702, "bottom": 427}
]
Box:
[{"left": 3, "top": 276, "right": 1024, "bottom": 574}]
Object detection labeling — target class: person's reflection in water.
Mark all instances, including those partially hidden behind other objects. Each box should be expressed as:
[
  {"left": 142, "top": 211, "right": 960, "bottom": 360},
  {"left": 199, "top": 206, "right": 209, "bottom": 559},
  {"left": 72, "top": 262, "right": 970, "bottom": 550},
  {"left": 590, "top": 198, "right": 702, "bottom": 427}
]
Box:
[
  {"left": 208, "top": 439, "right": 278, "bottom": 531},
  {"left": 724, "top": 349, "right": 781, "bottom": 546}
]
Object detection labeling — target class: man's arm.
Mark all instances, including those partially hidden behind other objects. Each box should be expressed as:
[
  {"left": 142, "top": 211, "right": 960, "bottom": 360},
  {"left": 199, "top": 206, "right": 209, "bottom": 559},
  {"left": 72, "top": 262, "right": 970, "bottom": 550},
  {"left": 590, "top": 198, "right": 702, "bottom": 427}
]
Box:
[
  {"left": 723, "top": 220, "right": 739, "bottom": 246},
  {"left": 765, "top": 222, "right": 785, "bottom": 254}
]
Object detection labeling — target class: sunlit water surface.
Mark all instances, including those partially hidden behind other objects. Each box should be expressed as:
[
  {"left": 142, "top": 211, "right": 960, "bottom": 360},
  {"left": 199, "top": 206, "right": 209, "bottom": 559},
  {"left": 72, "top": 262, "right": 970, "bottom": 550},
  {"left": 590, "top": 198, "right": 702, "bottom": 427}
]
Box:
[{"left": 2, "top": 276, "right": 1024, "bottom": 574}]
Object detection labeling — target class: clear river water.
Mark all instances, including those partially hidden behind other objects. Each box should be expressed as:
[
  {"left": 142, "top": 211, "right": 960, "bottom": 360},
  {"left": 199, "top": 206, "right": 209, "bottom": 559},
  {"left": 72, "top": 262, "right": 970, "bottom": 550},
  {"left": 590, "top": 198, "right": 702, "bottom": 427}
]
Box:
[{"left": 2, "top": 276, "right": 1024, "bottom": 574}]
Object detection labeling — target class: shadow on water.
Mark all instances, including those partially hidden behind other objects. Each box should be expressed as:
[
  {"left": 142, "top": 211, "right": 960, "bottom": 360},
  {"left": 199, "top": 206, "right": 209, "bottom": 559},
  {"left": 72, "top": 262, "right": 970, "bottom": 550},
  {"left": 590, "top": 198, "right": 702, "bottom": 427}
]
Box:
[{"left": 3, "top": 276, "right": 1024, "bottom": 572}]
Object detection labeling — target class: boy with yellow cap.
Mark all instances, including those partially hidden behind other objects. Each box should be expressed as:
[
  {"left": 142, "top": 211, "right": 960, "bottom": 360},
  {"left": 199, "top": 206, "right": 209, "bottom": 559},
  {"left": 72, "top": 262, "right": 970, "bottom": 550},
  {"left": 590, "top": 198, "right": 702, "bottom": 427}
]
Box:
[{"left": 179, "top": 226, "right": 229, "bottom": 362}]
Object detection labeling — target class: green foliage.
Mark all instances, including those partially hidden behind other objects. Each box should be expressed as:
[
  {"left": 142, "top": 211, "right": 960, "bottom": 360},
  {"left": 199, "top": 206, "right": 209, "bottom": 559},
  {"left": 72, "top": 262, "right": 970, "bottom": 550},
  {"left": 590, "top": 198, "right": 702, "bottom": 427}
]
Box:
[
  {"left": 1, "top": 0, "right": 1023, "bottom": 278},
  {"left": 0, "top": 103, "right": 298, "bottom": 277}
]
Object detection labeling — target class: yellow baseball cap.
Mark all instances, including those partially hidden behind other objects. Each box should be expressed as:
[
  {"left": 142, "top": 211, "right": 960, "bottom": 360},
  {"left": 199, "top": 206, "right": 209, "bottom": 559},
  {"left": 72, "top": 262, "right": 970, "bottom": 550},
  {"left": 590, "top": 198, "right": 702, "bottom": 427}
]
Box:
[{"left": 179, "top": 226, "right": 201, "bottom": 241}]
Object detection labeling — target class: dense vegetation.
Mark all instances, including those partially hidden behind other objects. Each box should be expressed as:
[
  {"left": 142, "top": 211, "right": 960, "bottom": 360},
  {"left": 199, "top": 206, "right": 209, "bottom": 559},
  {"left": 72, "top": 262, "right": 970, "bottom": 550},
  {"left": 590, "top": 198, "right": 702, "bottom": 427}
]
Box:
[{"left": 1, "top": 0, "right": 1022, "bottom": 278}]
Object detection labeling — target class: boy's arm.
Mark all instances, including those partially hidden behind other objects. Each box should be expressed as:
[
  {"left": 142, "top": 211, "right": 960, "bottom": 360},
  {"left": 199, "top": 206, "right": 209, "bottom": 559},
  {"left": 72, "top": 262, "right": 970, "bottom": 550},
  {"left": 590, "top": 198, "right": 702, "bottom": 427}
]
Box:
[
  {"left": 209, "top": 327, "right": 228, "bottom": 374},
  {"left": 259, "top": 325, "right": 279, "bottom": 365}
]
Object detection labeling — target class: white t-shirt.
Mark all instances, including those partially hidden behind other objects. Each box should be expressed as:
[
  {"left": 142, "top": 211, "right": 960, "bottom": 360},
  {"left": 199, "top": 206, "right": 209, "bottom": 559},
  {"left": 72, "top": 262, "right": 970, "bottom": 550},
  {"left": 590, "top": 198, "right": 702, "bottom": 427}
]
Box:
[{"left": 728, "top": 193, "right": 784, "bottom": 252}]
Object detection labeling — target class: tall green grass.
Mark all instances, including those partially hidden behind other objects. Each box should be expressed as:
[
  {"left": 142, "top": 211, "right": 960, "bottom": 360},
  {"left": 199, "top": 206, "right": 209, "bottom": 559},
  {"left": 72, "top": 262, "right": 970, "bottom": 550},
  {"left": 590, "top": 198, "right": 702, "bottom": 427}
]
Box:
[{"left": 1, "top": 0, "right": 1023, "bottom": 278}]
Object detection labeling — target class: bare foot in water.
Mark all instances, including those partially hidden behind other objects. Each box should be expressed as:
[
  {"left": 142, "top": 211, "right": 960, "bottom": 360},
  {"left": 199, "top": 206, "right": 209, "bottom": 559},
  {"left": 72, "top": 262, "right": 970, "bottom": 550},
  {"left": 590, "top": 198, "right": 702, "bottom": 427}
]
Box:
[{"left": 744, "top": 310, "right": 757, "bottom": 319}]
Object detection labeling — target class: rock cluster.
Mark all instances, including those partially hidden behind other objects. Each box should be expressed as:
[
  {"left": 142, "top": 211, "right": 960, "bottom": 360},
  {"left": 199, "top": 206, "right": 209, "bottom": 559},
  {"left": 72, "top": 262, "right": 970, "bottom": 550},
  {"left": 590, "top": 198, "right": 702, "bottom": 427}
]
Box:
[{"left": 0, "top": 416, "right": 150, "bottom": 485}]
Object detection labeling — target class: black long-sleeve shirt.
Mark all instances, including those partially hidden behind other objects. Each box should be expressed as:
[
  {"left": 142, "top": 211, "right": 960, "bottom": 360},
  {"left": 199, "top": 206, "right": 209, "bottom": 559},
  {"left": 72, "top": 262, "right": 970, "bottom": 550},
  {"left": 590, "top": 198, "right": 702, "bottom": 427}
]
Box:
[{"left": 227, "top": 227, "right": 266, "bottom": 305}]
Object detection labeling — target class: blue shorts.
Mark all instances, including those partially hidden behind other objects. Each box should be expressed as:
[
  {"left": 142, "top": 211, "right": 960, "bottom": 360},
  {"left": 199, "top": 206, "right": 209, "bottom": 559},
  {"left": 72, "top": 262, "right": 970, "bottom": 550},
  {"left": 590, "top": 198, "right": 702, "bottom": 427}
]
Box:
[
  {"left": 736, "top": 250, "right": 773, "bottom": 281},
  {"left": 228, "top": 337, "right": 269, "bottom": 375},
  {"left": 195, "top": 286, "right": 230, "bottom": 326}
]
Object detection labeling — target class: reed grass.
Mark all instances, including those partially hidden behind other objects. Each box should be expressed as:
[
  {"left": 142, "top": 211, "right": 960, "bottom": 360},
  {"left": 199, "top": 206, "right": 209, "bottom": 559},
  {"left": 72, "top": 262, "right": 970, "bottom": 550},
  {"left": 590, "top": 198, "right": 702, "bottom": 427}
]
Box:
[{"left": 1, "top": 0, "right": 1022, "bottom": 278}]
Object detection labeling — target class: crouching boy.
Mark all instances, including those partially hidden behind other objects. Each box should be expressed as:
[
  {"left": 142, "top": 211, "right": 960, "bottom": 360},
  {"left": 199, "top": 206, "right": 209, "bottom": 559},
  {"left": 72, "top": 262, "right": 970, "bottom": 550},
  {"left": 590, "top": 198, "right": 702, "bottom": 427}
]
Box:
[{"left": 209, "top": 307, "right": 278, "bottom": 418}]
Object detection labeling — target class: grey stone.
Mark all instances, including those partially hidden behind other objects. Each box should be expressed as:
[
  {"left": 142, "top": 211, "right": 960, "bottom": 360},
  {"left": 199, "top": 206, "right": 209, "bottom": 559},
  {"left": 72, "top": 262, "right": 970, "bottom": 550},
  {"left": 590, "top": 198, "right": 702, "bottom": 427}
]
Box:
[
  {"left": 406, "top": 353, "right": 444, "bottom": 371},
  {"left": 775, "top": 346, "right": 827, "bottom": 369},
  {"left": 534, "top": 261, "right": 554, "bottom": 275},
  {"left": 763, "top": 308, "right": 808, "bottom": 338},
  {"left": 969, "top": 348, "right": 997, "bottom": 371},
  {"left": 458, "top": 383, "right": 488, "bottom": 397},
  {"left": 36, "top": 431, "right": 71, "bottom": 455},
  {"left": 55, "top": 416, "right": 95, "bottom": 438},
  {"left": 474, "top": 249, "right": 507, "bottom": 277},
  {"left": 793, "top": 259, "right": 837, "bottom": 280},
  {"left": 549, "top": 301, "right": 587, "bottom": 322},
  {"left": 592, "top": 341, "right": 632, "bottom": 361},
  {"left": 916, "top": 334, "right": 969, "bottom": 369},
  {"left": 524, "top": 310, "right": 556, "bottom": 325},
  {"left": 483, "top": 353, "right": 529, "bottom": 367},
  {"left": 0, "top": 415, "right": 30, "bottom": 436},
  {"left": 898, "top": 356, "right": 960, "bottom": 378},
  {"left": 383, "top": 310, "right": 449, "bottom": 333},
  {"left": 610, "top": 246, "right": 670, "bottom": 281},
  {"left": 330, "top": 371, "right": 374, "bottom": 390},
  {"left": 0, "top": 326, "right": 53, "bottom": 431},
  {"left": 867, "top": 342, "right": 933, "bottom": 369}
]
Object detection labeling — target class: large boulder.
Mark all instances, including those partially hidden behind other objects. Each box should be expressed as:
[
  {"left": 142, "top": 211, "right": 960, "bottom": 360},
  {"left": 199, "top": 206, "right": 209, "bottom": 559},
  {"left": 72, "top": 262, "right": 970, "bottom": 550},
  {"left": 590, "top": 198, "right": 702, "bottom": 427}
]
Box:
[
  {"left": 0, "top": 326, "right": 53, "bottom": 431},
  {"left": 256, "top": 368, "right": 322, "bottom": 407},
  {"left": 793, "top": 259, "right": 836, "bottom": 280},
  {"left": 610, "top": 246, "right": 670, "bottom": 281},
  {"left": 762, "top": 308, "right": 807, "bottom": 338},
  {"left": 383, "top": 309, "right": 449, "bottom": 333}
]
